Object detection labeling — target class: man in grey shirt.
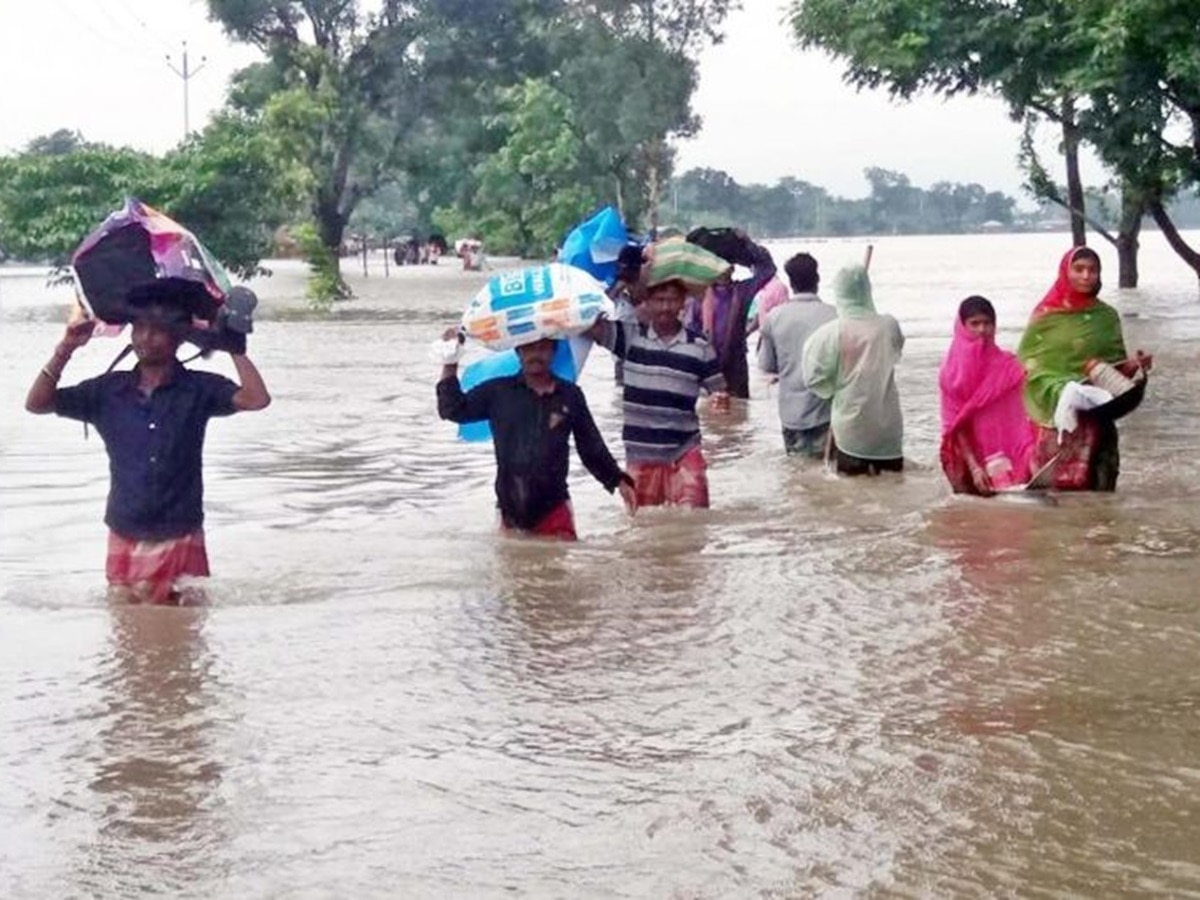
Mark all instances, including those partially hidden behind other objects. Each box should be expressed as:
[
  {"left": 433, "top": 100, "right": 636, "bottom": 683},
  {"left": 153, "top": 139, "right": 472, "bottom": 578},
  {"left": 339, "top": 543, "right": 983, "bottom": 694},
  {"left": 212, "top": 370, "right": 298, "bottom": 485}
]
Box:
[{"left": 757, "top": 253, "right": 837, "bottom": 457}]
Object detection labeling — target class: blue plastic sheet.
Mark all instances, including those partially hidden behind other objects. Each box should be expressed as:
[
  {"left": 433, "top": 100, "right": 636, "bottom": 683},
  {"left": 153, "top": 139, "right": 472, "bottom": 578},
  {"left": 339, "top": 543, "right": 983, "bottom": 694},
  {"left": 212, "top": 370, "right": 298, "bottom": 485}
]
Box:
[
  {"left": 557, "top": 205, "right": 627, "bottom": 287},
  {"left": 456, "top": 339, "right": 586, "bottom": 442}
]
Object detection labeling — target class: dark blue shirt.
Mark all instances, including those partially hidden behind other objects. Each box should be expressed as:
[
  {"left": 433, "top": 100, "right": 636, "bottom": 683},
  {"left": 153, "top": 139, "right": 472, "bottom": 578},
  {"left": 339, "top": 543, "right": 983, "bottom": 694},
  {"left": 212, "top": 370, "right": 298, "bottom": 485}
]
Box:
[{"left": 54, "top": 363, "right": 239, "bottom": 540}]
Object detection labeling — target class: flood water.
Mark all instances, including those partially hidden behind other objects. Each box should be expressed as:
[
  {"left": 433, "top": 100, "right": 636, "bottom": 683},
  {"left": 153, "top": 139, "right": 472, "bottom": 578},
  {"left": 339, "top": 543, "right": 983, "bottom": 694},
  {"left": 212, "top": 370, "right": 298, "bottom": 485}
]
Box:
[{"left": 3, "top": 232, "right": 1200, "bottom": 897}]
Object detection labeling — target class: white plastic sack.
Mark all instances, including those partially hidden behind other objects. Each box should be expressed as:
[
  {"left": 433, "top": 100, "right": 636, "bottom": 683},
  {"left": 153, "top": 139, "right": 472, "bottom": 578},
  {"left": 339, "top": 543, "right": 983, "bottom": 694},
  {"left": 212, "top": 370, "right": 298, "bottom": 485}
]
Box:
[{"left": 461, "top": 263, "right": 614, "bottom": 351}]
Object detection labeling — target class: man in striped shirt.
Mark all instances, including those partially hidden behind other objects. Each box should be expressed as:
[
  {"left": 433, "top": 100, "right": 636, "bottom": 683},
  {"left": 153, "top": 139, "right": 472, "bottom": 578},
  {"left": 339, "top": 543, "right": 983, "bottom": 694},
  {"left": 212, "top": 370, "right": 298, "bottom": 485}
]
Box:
[{"left": 590, "top": 278, "right": 728, "bottom": 508}]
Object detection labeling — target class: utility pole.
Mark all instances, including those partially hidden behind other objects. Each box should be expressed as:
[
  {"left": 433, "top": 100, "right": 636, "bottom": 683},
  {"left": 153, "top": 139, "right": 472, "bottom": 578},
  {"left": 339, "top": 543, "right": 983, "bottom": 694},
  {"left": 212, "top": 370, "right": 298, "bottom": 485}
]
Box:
[{"left": 166, "top": 41, "right": 207, "bottom": 139}]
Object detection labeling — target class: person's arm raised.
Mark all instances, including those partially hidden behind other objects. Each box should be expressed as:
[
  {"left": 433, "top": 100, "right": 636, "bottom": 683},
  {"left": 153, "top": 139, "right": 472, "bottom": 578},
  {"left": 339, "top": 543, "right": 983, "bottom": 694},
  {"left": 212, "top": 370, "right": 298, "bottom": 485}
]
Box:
[
  {"left": 26, "top": 319, "right": 93, "bottom": 414},
  {"left": 231, "top": 352, "right": 271, "bottom": 411}
]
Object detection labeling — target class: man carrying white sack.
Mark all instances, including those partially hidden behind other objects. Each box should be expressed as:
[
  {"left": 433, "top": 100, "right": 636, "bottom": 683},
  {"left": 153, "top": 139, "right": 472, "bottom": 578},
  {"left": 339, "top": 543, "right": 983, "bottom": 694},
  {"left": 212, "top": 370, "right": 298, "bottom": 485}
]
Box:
[{"left": 435, "top": 331, "right": 637, "bottom": 540}]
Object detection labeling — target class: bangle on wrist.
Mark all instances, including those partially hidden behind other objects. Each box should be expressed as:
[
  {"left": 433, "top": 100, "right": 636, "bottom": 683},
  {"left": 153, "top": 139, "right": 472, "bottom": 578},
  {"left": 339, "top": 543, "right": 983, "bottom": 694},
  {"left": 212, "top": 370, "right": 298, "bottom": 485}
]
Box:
[{"left": 41, "top": 366, "right": 61, "bottom": 382}]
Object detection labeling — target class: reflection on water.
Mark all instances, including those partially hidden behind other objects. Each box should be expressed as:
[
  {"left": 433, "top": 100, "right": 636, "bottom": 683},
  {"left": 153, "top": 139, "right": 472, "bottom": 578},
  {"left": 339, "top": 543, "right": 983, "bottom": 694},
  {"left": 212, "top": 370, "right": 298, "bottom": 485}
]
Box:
[
  {"left": 4, "top": 234, "right": 1200, "bottom": 895},
  {"left": 77, "top": 606, "right": 224, "bottom": 895}
]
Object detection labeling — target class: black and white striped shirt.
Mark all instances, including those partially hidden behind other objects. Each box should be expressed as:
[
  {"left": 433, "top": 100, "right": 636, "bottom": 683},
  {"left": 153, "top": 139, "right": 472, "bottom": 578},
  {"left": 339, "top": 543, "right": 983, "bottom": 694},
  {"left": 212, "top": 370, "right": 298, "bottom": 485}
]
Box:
[{"left": 601, "top": 321, "right": 725, "bottom": 463}]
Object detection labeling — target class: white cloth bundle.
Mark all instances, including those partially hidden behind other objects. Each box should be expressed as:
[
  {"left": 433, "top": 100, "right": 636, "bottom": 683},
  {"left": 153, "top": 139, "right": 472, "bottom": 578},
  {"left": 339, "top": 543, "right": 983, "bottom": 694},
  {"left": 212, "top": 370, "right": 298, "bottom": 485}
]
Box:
[{"left": 1053, "top": 381, "right": 1113, "bottom": 436}]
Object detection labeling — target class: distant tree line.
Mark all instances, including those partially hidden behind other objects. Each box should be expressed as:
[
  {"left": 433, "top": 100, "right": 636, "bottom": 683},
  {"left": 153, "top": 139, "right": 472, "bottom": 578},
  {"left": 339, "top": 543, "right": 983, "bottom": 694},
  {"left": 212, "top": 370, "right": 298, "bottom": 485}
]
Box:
[
  {"left": 663, "top": 165, "right": 1200, "bottom": 240},
  {"left": 666, "top": 166, "right": 1017, "bottom": 237}
]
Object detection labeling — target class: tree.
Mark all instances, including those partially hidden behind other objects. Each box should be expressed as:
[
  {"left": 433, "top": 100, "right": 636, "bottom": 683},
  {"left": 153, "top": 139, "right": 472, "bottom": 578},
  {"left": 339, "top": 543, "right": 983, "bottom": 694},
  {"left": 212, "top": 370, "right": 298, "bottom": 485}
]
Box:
[
  {"left": 210, "top": 0, "right": 569, "bottom": 297},
  {"left": 0, "top": 144, "right": 154, "bottom": 265},
  {"left": 24, "top": 129, "right": 88, "bottom": 157},
  {"left": 467, "top": 79, "right": 596, "bottom": 256},
  {"left": 788, "top": 0, "right": 1142, "bottom": 283},
  {"left": 864, "top": 167, "right": 921, "bottom": 233},
  {"left": 0, "top": 123, "right": 298, "bottom": 278},
  {"left": 550, "top": 16, "right": 699, "bottom": 230},
  {"left": 673, "top": 167, "right": 744, "bottom": 224},
  {"left": 568, "top": 0, "right": 739, "bottom": 228},
  {"left": 158, "top": 113, "right": 304, "bottom": 278},
  {"left": 1066, "top": 0, "right": 1200, "bottom": 285},
  {"left": 209, "top": 0, "right": 433, "bottom": 297}
]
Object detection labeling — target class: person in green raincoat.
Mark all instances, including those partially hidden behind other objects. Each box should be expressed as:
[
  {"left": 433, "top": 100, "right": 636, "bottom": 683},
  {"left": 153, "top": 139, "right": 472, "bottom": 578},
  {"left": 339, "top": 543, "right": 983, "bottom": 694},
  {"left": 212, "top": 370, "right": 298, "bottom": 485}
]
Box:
[
  {"left": 1016, "top": 246, "right": 1152, "bottom": 491},
  {"left": 801, "top": 263, "right": 905, "bottom": 475}
]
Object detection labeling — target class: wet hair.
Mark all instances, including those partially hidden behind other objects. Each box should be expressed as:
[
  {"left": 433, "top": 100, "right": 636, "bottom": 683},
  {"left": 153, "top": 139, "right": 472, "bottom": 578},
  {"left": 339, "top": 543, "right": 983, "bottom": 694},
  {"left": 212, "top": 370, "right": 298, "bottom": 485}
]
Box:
[
  {"left": 958, "top": 295, "right": 996, "bottom": 324},
  {"left": 124, "top": 277, "right": 213, "bottom": 337},
  {"left": 617, "top": 243, "right": 644, "bottom": 278},
  {"left": 784, "top": 253, "right": 819, "bottom": 293}
]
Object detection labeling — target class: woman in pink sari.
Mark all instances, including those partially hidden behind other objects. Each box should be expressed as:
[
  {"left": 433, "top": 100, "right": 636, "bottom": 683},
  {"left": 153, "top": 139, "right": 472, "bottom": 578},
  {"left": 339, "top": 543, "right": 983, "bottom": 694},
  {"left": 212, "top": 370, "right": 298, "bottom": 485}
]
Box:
[{"left": 939, "top": 296, "right": 1037, "bottom": 495}]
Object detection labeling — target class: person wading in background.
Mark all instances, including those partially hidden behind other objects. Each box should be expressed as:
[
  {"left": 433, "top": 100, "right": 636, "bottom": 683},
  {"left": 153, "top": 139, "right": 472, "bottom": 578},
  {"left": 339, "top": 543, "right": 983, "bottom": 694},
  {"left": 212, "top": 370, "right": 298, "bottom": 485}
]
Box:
[{"left": 757, "top": 252, "right": 837, "bottom": 458}]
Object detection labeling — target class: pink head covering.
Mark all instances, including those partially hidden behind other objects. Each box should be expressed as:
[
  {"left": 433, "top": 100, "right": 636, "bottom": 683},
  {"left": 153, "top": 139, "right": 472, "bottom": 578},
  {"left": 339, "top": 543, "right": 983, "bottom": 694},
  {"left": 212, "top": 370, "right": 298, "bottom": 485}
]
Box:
[
  {"left": 939, "top": 299, "right": 1035, "bottom": 484},
  {"left": 754, "top": 276, "right": 790, "bottom": 328}
]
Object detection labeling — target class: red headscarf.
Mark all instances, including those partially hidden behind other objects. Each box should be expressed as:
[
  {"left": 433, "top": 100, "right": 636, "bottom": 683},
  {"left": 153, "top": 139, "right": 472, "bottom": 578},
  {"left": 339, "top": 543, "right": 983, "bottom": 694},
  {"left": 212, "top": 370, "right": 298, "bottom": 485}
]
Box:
[{"left": 1032, "top": 246, "right": 1102, "bottom": 319}]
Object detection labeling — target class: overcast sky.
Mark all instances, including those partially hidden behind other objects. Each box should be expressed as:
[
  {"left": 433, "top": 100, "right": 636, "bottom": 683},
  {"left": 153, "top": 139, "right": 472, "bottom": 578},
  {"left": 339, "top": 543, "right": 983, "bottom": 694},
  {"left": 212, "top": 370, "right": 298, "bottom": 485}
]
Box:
[{"left": 0, "top": 0, "right": 1102, "bottom": 201}]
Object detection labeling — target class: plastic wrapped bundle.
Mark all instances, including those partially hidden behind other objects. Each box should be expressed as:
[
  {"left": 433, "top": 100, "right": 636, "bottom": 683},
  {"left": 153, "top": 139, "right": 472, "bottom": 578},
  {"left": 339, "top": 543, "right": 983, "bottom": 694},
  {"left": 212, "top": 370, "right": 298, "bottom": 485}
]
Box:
[
  {"left": 644, "top": 237, "right": 730, "bottom": 291},
  {"left": 461, "top": 263, "right": 614, "bottom": 351},
  {"left": 71, "top": 197, "right": 231, "bottom": 327}
]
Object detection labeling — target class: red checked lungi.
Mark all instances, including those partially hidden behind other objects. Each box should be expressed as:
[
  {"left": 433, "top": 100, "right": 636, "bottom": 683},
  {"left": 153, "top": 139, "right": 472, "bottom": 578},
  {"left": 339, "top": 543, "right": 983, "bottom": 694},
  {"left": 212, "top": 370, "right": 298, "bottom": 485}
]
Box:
[{"left": 106, "top": 529, "right": 210, "bottom": 604}]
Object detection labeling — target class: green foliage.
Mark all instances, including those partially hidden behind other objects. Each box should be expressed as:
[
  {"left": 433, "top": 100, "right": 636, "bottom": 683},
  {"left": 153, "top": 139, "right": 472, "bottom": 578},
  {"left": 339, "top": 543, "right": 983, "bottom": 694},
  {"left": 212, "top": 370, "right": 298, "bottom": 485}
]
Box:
[
  {"left": 158, "top": 113, "right": 305, "bottom": 278},
  {"left": 469, "top": 79, "right": 596, "bottom": 256},
  {"left": 24, "top": 129, "right": 88, "bottom": 156},
  {"left": 292, "top": 221, "right": 349, "bottom": 307},
  {"left": 548, "top": 15, "right": 700, "bottom": 227},
  {"left": 206, "top": 1, "right": 738, "bottom": 268},
  {"left": 666, "top": 166, "right": 1019, "bottom": 237},
  {"left": 350, "top": 181, "right": 423, "bottom": 245},
  {"left": 789, "top": 0, "right": 1200, "bottom": 276},
  {"left": 0, "top": 118, "right": 299, "bottom": 278},
  {"left": 208, "top": 0, "right": 429, "bottom": 294},
  {"left": 578, "top": 0, "right": 741, "bottom": 54},
  {"left": 0, "top": 145, "right": 155, "bottom": 264}
]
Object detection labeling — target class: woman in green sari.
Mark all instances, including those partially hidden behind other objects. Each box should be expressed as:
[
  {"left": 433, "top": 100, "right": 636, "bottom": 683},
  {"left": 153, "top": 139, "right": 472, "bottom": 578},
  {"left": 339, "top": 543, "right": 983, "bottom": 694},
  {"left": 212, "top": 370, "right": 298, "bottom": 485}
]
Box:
[{"left": 1017, "top": 247, "right": 1152, "bottom": 490}]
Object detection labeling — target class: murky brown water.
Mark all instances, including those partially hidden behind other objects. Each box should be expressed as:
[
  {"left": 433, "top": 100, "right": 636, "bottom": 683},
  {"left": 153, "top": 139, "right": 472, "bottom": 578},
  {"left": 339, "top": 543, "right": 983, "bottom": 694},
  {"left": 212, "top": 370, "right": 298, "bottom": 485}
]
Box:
[{"left": 3, "top": 234, "right": 1200, "bottom": 897}]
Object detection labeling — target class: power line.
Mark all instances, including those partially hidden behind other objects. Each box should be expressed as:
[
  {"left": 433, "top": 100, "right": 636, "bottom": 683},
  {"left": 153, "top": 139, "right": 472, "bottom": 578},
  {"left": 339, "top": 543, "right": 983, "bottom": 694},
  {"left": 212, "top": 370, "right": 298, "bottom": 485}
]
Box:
[
  {"left": 108, "top": 0, "right": 175, "bottom": 50},
  {"left": 61, "top": 0, "right": 154, "bottom": 60}
]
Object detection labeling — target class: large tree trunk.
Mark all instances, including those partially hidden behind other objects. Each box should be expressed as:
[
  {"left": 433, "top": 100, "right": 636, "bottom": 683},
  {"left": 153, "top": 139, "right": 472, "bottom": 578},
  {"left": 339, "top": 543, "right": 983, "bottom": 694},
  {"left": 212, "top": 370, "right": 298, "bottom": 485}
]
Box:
[
  {"left": 1148, "top": 199, "right": 1200, "bottom": 291},
  {"left": 1061, "top": 99, "right": 1087, "bottom": 247},
  {"left": 1115, "top": 187, "right": 1144, "bottom": 288},
  {"left": 316, "top": 201, "right": 347, "bottom": 263}
]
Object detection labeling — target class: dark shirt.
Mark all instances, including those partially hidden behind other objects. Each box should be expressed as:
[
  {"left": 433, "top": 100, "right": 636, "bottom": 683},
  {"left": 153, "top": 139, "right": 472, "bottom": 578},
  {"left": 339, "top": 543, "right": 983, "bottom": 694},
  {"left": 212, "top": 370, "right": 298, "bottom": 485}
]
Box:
[
  {"left": 437, "top": 374, "right": 625, "bottom": 530},
  {"left": 688, "top": 240, "right": 776, "bottom": 399},
  {"left": 54, "top": 363, "right": 239, "bottom": 540}
]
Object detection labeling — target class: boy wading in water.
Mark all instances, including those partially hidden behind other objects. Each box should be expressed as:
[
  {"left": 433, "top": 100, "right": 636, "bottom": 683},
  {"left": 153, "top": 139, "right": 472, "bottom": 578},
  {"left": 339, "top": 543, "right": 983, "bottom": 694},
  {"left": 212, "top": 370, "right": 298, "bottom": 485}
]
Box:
[
  {"left": 25, "top": 279, "right": 271, "bottom": 604},
  {"left": 436, "top": 332, "right": 637, "bottom": 539},
  {"left": 589, "top": 278, "right": 729, "bottom": 508}
]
